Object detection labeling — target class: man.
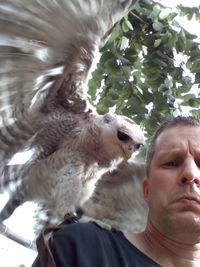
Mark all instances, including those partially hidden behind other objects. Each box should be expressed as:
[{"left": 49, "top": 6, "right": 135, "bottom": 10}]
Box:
[
  {"left": 33, "top": 115, "right": 200, "bottom": 267},
  {"left": 124, "top": 115, "right": 200, "bottom": 266}
]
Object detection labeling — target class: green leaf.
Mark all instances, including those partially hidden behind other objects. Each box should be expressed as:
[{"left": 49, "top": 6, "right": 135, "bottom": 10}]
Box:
[
  {"left": 181, "top": 93, "right": 196, "bottom": 100},
  {"left": 122, "top": 21, "right": 130, "bottom": 32},
  {"left": 191, "top": 109, "right": 200, "bottom": 116},
  {"left": 154, "top": 39, "right": 162, "bottom": 47},
  {"left": 159, "top": 8, "right": 171, "bottom": 20},
  {"left": 100, "top": 51, "right": 114, "bottom": 64},
  {"left": 124, "top": 20, "right": 133, "bottom": 31},
  {"left": 152, "top": 58, "right": 168, "bottom": 67},
  {"left": 120, "top": 36, "right": 129, "bottom": 50},
  {"left": 87, "top": 0, "right": 200, "bottom": 141},
  {"left": 191, "top": 59, "right": 200, "bottom": 72},
  {"left": 103, "top": 97, "right": 116, "bottom": 107},
  {"left": 152, "top": 21, "right": 164, "bottom": 31},
  {"left": 96, "top": 104, "right": 109, "bottom": 114},
  {"left": 188, "top": 98, "right": 200, "bottom": 108},
  {"left": 151, "top": 4, "right": 161, "bottom": 20},
  {"left": 106, "top": 26, "right": 122, "bottom": 45},
  {"left": 108, "top": 89, "right": 119, "bottom": 100}
]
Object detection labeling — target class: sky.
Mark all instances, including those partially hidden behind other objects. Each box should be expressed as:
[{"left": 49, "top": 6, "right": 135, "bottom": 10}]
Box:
[
  {"left": 0, "top": 194, "right": 37, "bottom": 267},
  {"left": 157, "top": 0, "right": 200, "bottom": 42},
  {"left": 0, "top": 1, "right": 200, "bottom": 267}
]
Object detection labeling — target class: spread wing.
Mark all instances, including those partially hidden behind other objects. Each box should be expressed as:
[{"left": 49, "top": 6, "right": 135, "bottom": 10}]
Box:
[{"left": 0, "top": 0, "right": 136, "bottom": 165}]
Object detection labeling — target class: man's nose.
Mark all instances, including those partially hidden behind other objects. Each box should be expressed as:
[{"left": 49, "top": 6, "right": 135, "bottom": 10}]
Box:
[{"left": 180, "top": 158, "right": 200, "bottom": 185}]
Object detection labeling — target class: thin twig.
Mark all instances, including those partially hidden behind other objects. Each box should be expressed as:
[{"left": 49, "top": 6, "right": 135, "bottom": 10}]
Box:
[{"left": 130, "top": 11, "right": 149, "bottom": 25}]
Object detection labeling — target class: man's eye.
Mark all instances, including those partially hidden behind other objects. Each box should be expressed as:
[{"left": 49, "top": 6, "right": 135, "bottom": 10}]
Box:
[
  {"left": 163, "top": 161, "right": 178, "bottom": 167},
  {"left": 195, "top": 159, "right": 200, "bottom": 168}
]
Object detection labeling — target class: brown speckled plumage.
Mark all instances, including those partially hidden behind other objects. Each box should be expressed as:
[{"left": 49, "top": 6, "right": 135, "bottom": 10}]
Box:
[{"left": 0, "top": 0, "right": 144, "bottom": 224}]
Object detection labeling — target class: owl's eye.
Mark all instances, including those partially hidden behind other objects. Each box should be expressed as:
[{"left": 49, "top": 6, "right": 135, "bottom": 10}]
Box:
[
  {"left": 117, "top": 131, "right": 130, "bottom": 142},
  {"left": 135, "top": 143, "right": 143, "bottom": 150}
]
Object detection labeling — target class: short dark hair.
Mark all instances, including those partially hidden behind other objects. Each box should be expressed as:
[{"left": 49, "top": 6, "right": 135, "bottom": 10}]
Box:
[{"left": 146, "top": 115, "right": 200, "bottom": 177}]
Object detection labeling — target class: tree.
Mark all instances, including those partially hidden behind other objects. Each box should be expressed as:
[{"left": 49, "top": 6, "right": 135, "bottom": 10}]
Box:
[{"left": 88, "top": 0, "right": 200, "bottom": 141}]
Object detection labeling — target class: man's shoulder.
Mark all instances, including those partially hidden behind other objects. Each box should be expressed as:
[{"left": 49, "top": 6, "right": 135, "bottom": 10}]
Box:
[
  {"left": 50, "top": 221, "right": 161, "bottom": 267},
  {"left": 55, "top": 221, "right": 107, "bottom": 238}
]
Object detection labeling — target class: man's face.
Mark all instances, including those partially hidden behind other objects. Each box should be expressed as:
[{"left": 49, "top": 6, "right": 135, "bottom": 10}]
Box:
[{"left": 143, "top": 125, "right": 200, "bottom": 235}]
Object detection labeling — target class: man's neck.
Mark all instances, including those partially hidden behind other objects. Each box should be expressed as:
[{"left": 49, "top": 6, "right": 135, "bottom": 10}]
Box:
[{"left": 123, "top": 221, "right": 200, "bottom": 267}]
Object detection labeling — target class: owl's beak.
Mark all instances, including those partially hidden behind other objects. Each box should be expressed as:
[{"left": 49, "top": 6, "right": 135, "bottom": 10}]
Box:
[{"left": 122, "top": 149, "right": 132, "bottom": 161}]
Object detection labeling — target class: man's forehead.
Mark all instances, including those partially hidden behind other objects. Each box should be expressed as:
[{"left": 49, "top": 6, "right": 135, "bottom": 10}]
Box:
[{"left": 154, "top": 125, "right": 200, "bottom": 154}]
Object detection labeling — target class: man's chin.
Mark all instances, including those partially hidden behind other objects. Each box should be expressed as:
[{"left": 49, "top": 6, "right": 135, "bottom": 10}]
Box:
[{"left": 170, "top": 210, "right": 200, "bottom": 229}]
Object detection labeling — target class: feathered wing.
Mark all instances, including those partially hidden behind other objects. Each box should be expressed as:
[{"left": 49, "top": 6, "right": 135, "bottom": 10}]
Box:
[
  {"left": 0, "top": 0, "right": 136, "bottom": 165},
  {"left": 82, "top": 160, "right": 148, "bottom": 233}
]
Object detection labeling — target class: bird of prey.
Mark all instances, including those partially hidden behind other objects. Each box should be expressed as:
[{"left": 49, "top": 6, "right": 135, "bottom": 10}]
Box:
[{"left": 0, "top": 0, "right": 144, "bottom": 224}]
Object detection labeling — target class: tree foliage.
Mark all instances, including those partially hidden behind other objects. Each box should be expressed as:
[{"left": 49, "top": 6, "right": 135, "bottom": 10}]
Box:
[{"left": 88, "top": 0, "right": 200, "bottom": 140}]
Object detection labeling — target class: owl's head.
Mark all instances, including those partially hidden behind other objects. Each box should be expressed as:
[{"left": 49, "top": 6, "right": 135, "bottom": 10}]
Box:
[{"left": 99, "top": 113, "right": 145, "bottom": 161}]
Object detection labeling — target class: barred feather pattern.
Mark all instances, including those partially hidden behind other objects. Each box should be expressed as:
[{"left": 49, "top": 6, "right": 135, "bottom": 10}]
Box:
[
  {"left": 0, "top": 0, "right": 137, "bottom": 165},
  {"left": 0, "top": 0, "right": 142, "bottom": 224},
  {"left": 0, "top": 112, "right": 144, "bottom": 222}
]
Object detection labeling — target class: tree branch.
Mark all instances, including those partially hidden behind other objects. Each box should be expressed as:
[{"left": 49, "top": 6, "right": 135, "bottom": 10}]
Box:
[
  {"left": 130, "top": 11, "right": 149, "bottom": 25},
  {"left": 0, "top": 223, "right": 36, "bottom": 250}
]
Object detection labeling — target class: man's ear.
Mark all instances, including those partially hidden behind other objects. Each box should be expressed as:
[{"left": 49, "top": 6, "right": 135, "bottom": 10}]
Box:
[{"left": 142, "top": 178, "right": 149, "bottom": 202}]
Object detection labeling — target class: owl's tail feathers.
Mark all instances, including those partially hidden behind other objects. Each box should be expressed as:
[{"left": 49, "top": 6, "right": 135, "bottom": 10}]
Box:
[
  {"left": 0, "top": 165, "right": 22, "bottom": 193},
  {"left": 0, "top": 192, "right": 23, "bottom": 222},
  {"left": 0, "top": 115, "right": 41, "bottom": 167},
  {"left": 0, "top": 164, "right": 25, "bottom": 223}
]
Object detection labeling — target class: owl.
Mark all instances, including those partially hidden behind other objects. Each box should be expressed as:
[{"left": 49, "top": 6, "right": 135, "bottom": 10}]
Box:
[
  {"left": 82, "top": 160, "right": 148, "bottom": 233},
  {"left": 0, "top": 0, "right": 143, "bottom": 224},
  {"left": 1, "top": 113, "right": 144, "bottom": 221}
]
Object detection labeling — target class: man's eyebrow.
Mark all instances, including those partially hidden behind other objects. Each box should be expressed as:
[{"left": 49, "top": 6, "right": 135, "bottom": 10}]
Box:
[
  {"left": 156, "top": 148, "right": 183, "bottom": 158},
  {"left": 157, "top": 147, "right": 200, "bottom": 158}
]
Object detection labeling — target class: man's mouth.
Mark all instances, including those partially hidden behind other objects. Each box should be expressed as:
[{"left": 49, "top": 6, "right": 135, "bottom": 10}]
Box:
[{"left": 176, "top": 195, "right": 200, "bottom": 205}]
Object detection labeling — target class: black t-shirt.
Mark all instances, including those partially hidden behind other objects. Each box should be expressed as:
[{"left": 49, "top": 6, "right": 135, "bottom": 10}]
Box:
[{"left": 32, "top": 222, "right": 161, "bottom": 267}]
